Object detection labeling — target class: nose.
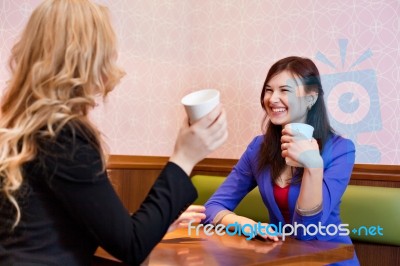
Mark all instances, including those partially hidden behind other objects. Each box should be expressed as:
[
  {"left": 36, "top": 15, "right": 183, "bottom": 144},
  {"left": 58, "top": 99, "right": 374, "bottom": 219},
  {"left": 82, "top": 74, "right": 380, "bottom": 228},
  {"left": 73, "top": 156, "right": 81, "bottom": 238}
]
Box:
[{"left": 268, "top": 90, "right": 280, "bottom": 104}]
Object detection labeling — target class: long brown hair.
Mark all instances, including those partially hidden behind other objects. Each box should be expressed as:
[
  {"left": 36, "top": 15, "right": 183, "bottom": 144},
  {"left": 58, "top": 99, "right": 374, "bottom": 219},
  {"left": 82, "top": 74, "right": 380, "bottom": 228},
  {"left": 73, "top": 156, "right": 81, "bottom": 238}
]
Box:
[
  {"left": 258, "top": 56, "right": 333, "bottom": 182},
  {"left": 0, "top": 0, "right": 125, "bottom": 228}
]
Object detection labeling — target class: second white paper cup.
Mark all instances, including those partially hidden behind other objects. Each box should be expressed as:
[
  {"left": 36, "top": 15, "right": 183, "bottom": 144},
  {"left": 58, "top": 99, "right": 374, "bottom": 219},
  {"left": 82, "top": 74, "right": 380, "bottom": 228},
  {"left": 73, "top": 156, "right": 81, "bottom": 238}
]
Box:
[
  {"left": 285, "top": 123, "right": 314, "bottom": 140},
  {"left": 284, "top": 123, "right": 314, "bottom": 167},
  {"left": 181, "top": 89, "right": 220, "bottom": 123}
]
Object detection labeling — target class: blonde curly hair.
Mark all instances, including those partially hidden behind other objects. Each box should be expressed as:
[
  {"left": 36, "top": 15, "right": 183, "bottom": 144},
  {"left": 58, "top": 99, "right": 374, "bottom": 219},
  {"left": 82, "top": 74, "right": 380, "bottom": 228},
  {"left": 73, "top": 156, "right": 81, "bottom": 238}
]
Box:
[{"left": 0, "top": 0, "right": 125, "bottom": 228}]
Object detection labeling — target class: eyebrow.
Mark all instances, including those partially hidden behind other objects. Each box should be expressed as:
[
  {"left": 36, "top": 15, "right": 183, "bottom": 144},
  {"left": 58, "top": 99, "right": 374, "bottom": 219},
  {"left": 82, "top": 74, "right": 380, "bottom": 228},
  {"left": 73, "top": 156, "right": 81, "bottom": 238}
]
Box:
[{"left": 265, "top": 85, "right": 294, "bottom": 89}]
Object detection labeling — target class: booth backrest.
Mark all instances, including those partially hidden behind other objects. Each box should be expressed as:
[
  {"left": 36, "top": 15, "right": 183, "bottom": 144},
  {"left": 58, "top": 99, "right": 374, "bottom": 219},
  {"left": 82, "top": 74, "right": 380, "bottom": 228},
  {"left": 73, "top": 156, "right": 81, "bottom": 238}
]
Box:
[
  {"left": 191, "top": 175, "right": 400, "bottom": 246},
  {"left": 340, "top": 185, "right": 400, "bottom": 245},
  {"left": 191, "top": 175, "right": 269, "bottom": 222}
]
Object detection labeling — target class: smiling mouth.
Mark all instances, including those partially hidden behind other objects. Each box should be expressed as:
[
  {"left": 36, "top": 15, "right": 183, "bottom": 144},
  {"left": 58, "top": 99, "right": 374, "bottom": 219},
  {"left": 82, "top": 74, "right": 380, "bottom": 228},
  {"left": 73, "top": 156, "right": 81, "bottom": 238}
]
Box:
[{"left": 271, "top": 108, "right": 287, "bottom": 113}]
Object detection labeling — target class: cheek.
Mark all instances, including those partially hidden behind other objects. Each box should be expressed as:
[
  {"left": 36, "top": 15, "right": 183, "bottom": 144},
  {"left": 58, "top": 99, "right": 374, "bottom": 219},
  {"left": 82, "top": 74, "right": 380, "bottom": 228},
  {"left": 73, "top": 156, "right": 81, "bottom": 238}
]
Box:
[
  {"left": 286, "top": 94, "right": 297, "bottom": 108},
  {"left": 263, "top": 94, "right": 270, "bottom": 105},
  {"left": 287, "top": 96, "right": 307, "bottom": 111}
]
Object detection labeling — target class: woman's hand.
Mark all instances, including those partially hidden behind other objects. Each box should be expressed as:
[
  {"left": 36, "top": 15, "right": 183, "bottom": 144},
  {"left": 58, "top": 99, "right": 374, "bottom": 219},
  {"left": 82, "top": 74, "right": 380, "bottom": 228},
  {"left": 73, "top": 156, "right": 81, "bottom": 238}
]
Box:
[
  {"left": 282, "top": 126, "right": 324, "bottom": 211},
  {"left": 280, "top": 126, "right": 323, "bottom": 169},
  {"left": 238, "top": 216, "right": 280, "bottom": 242},
  {"left": 221, "top": 214, "right": 280, "bottom": 242},
  {"left": 167, "top": 205, "right": 206, "bottom": 233},
  {"left": 169, "top": 104, "right": 228, "bottom": 175}
]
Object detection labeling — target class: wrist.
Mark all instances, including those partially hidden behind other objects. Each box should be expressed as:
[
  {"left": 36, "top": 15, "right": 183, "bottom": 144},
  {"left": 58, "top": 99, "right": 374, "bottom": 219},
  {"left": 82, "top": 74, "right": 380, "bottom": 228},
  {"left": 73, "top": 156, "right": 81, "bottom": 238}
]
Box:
[
  {"left": 303, "top": 166, "right": 323, "bottom": 179},
  {"left": 295, "top": 202, "right": 323, "bottom": 216},
  {"left": 303, "top": 153, "right": 323, "bottom": 169},
  {"left": 169, "top": 153, "right": 195, "bottom": 176}
]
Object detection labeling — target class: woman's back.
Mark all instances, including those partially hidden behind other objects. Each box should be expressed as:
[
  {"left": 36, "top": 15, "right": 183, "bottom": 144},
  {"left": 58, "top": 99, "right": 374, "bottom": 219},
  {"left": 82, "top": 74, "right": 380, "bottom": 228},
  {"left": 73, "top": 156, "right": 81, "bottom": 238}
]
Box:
[{"left": 0, "top": 126, "right": 102, "bottom": 265}]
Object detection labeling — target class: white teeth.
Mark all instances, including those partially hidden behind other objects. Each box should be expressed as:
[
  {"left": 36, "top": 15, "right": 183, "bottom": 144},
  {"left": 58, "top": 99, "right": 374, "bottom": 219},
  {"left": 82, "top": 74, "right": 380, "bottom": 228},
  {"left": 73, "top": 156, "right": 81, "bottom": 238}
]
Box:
[{"left": 272, "top": 108, "right": 286, "bottom": 113}]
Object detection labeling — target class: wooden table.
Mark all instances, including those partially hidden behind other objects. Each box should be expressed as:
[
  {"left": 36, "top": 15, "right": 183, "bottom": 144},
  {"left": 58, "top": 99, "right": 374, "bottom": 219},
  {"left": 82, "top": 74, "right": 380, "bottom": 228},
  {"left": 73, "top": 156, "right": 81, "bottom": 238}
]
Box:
[{"left": 94, "top": 228, "right": 354, "bottom": 266}]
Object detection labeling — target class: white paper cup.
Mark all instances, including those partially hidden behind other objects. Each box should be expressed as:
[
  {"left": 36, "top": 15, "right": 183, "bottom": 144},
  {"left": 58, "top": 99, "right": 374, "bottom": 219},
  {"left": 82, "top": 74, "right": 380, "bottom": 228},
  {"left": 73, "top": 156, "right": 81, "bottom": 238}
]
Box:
[
  {"left": 285, "top": 123, "right": 314, "bottom": 140},
  {"left": 284, "top": 123, "right": 314, "bottom": 167},
  {"left": 181, "top": 89, "right": 220, "bottom": 124}
]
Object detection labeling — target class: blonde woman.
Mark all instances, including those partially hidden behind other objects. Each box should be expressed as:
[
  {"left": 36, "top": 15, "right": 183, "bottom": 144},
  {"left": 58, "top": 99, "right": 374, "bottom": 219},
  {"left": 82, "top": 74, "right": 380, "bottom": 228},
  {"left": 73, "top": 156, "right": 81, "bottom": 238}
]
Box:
[{"left": 0, "top": 0, "right": 227, "bottom": 265}]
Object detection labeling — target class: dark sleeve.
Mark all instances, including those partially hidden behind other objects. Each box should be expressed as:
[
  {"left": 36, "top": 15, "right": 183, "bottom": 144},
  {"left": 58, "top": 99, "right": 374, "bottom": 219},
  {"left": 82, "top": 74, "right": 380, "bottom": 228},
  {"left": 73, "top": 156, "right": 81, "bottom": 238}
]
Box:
[{"left": 41, "top": 129, "right": 197, "bottom": 265}]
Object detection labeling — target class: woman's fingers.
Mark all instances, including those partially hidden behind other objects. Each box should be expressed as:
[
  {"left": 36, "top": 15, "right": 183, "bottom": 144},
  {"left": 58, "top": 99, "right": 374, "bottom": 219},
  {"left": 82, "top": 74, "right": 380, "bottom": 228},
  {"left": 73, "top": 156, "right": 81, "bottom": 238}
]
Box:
[
  {"left": 199, "top": 108, "right": 228, "bottom": 142},
  {"left": 185, "top": 205, "right": 206, "bottom": 213},
  {"left": 281, "top": 127, "right": 295, "bottom": 136},
  {"left": 280, "top": 134, "right": 291, "bottom": 143},
  {"left": 178, "top": 212, "right": 206, "bottom": 222},
  {"left": 281, "top": 142, "right": 289, "bottom": 151},
  {"left": 257, "top": 223, "right": 281, "bottom": 242},
  {"left": 195, "top": 108, "right": 228, "bottom": 152},
  {"left": 167, "top": 206, "right": 206, "bottom": 232},
  {"left": 176, "top": 205, "right": 206, "bottom": 224},
  {"left": 169, "top": 105, "right": 228, "bottom": 174},
  {"left": 267, "top": 235, "right": 280, "bottom": 242},
  {"left": 192, "top": 104, "right": 223, "bottom": 128}
]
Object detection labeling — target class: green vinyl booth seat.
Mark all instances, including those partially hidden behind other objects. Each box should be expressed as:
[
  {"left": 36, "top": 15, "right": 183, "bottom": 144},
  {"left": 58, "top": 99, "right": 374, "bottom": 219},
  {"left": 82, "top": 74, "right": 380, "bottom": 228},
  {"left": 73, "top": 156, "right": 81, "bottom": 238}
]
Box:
[
  {"left": 191, "top": 175, "right": 400, "bottom": 246},
  {"left": 340, "top": 185, "right": 400, "bottom": 245},
  {"left": 192, "top": 175, "right": 269, "bottom": 223}
]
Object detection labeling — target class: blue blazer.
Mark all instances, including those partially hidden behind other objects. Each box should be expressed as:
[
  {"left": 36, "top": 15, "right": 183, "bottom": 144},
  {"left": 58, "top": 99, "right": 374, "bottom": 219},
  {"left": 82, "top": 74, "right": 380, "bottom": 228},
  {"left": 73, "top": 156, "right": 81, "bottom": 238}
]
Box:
[{"left": 204, "top": 134, "right": 359, "bottom": 265}]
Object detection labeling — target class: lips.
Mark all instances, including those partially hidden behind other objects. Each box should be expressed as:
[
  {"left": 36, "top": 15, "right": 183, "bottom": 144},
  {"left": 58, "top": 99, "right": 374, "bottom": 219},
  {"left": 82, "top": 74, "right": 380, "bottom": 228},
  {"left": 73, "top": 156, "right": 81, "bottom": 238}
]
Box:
[{"left": 268, "top": 107, "right": 288, "bottom": 119}]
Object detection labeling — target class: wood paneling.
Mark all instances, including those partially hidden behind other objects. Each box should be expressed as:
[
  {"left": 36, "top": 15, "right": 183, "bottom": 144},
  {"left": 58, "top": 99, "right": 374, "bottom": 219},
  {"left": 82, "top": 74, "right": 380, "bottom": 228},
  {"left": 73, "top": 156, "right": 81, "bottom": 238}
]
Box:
[
  {"left": 354, "top": 241, "right": 400, "bottom": 266},
  {"left": 350, "top": 164, "right": 400, "bottom": 187},
  {"left": 108, "top": 155, "right": 400, "bottom": 187},
  {"left": 107, "top": 168, "right": 159, "bottom": 212}
]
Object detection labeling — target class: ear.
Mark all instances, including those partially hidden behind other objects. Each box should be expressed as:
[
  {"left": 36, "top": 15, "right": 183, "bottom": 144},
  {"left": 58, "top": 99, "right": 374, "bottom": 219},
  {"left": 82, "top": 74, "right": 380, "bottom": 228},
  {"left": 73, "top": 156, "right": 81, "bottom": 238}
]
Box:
[{"left": 307, "top": 92, "right": 318, "bottom": 105}]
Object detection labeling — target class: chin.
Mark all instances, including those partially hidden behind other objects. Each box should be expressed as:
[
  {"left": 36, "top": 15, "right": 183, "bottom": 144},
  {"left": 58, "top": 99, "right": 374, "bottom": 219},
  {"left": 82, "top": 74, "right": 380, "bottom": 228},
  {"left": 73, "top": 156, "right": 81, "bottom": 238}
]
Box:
[
  {"left": 268, "top": 111, "right": 290, "bottom": 125},
  {"left": 269, "top": 118, "right": 287, "bottom": 127}
]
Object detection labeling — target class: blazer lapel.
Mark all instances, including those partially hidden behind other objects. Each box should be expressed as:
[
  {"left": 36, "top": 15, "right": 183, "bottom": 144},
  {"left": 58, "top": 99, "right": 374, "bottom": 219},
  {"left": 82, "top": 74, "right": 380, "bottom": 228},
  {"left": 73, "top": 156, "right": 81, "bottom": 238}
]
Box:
[{"left": 288, "top": 182, "right": 300, "bottom": 223}]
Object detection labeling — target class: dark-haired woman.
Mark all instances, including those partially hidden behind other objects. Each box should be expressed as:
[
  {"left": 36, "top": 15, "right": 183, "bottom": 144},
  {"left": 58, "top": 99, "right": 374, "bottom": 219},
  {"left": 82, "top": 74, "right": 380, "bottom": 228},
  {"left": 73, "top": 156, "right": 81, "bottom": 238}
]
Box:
[{"left": 203, "top": 56, "right": 359, "bottom": 265}]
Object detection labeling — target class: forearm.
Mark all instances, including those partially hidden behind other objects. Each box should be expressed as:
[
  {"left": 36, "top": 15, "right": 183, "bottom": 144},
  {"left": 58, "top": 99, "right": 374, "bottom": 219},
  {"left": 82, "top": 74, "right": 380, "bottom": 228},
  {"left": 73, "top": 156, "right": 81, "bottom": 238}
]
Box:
[
  {"left": 296, "top": 166, "right": 323, "bottom": 211},
  {"left": 123, "top": 162, "right": 198, "bottom": 264},
  {"left": 56, "top": 162, "right": 197, "bottom": 265}
]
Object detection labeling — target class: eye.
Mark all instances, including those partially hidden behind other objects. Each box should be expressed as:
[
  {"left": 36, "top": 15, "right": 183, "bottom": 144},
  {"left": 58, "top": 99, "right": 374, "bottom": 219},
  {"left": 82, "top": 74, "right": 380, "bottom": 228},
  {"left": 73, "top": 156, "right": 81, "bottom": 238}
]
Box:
[
  {"left": 281, "top": 87, "right": 292, "bottom": 93},
  {"left": 264, "top": 88, "right": 273, "bottom": 93}
]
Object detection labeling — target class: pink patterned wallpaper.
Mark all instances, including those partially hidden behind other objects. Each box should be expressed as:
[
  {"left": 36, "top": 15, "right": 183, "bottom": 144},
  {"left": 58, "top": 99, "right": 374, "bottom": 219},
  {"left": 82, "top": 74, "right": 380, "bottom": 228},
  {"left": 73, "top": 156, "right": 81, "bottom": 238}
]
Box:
[{"left": 1, "top": 0, "right": 399, "bottom": 164}]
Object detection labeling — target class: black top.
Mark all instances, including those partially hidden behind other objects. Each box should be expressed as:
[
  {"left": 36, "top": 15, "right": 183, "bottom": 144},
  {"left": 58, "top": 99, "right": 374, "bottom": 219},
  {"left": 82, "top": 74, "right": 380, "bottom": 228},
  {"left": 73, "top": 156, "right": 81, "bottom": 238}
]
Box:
[{"left": 0, "top": 124, "right": 197, "bottom": 265}]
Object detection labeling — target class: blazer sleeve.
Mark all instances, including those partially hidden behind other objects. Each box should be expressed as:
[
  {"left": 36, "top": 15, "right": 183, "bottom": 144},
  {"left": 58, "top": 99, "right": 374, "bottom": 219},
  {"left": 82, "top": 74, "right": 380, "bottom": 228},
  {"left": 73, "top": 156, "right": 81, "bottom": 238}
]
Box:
[
  {"left": 203, "top": 137, "right": 260, "bottom": 224},
  {"left": 41, "top": 129, "right": 197, "bottom": 265},
  {"left": 292, "top": 136, "right": 355, "bottom": 240}
]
